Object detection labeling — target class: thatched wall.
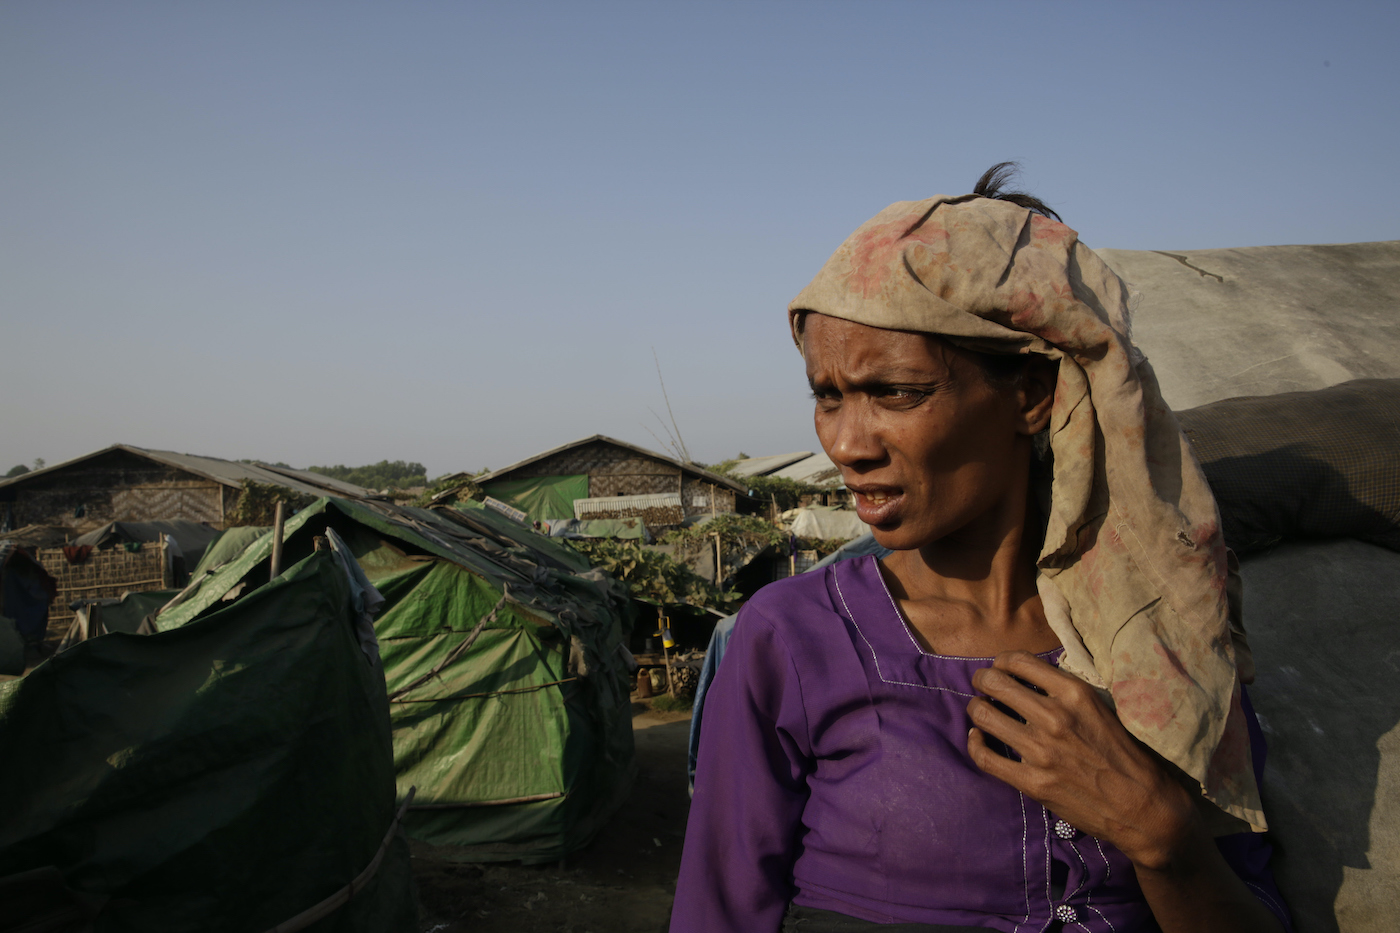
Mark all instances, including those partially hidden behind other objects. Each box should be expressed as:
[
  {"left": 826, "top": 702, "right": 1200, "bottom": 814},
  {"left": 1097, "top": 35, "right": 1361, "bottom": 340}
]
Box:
[{"left": 1, "top": 449, "right": 225, "bottom": 534}]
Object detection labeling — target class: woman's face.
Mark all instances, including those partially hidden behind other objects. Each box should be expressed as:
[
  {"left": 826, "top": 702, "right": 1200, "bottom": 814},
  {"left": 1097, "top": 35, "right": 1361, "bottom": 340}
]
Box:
[{"left": 802, "top": 312, "right": 1044, "bottom": 552}]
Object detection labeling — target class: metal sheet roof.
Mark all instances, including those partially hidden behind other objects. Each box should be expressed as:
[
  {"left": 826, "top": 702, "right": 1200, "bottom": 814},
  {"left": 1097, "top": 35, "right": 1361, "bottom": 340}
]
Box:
[
  {"left": 0, "top": 444, "right": 375, "bottom": 500},
  {"left": 770, "top": 452, "right": 843, "bottom": 488},
  {"left": 477, "top": 434, "right": 749, "bottom": 495},
  {"left": 725, "top": 451, "right": 813, "bottom": 477}
]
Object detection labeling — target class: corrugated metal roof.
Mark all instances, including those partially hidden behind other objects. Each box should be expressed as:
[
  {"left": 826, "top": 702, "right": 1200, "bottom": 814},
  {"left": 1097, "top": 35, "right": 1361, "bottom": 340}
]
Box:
[
  {"left": 770, "top": 452, "right": 843, "bottom": 488},
  {"left": 477, "top": 434, "right": 749, "bottom": 495},
  {"left": 725, "top": 451, "right": 813, "bottom": 477},
  {"left": 0, "top": 444, "right": 375, "bottom": 500}
]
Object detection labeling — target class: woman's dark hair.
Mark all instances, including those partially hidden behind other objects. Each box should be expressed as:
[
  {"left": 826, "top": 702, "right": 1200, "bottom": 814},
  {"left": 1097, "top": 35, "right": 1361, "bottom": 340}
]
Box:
[{"left": 972, "top": 162, "right": 1061, "bottom": 222}]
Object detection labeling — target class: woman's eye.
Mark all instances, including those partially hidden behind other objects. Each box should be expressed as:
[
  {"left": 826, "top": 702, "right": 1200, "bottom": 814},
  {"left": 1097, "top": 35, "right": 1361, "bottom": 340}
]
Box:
[{"left": 880, "top": 387, "right": 929, "bottom": 403}]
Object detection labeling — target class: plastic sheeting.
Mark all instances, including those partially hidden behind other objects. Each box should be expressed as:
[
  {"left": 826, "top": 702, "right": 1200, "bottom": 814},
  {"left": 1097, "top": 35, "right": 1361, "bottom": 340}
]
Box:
[
  {"left": 154, "top": 497, "right": 635, "bottom": 864},
  {"left": 480, "top": 474, "right": 590, "bottom": 523},
  {"left": 788, "top": 507, "right": 869, "bottom": 541},
  {"left": 0, "top": 551, "right": 416, "bottom": 933}
]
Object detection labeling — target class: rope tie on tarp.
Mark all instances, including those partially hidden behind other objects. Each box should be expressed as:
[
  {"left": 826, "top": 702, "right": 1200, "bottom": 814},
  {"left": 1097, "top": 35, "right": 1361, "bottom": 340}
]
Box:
[
  {"left": 385, "top": 587, "right": 509, "bottom": 701},
  {"left": 259, "top": 786, "right": 416, "bottom": 933}
]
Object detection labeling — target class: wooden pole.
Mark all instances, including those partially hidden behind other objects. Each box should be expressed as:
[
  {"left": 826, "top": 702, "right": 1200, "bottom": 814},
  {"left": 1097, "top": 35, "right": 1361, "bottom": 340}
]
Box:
[
  {"left": 269, "top": 500, "right": 286, "bottom": 580},
  {"left": 658, "top": 605, "right": 674, "bottom": 697}
]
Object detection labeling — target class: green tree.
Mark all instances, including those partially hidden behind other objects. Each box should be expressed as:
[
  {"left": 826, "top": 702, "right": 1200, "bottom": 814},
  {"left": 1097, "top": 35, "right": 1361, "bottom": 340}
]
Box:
[
  {"left": 5, "top": 464, "right": 29, "bottom": 478},
  {"left": 304, "top": 460, "right": 428, "bottom": 490}
]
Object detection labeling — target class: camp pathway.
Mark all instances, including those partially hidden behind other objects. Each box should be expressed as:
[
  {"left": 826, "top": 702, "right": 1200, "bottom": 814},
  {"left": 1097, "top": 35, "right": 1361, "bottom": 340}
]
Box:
[{"left": 413, "top": 702, "right": 694, "bottom": 933}]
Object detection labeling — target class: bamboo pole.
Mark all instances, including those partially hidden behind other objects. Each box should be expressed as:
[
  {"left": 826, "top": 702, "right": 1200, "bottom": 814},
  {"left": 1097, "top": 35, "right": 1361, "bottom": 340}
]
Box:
[
  {"left": 269, "top": 500, "right": 286, "bottom": 581},
  {"left": 658, "top": 605, "right": 674, "bottom": 698}
]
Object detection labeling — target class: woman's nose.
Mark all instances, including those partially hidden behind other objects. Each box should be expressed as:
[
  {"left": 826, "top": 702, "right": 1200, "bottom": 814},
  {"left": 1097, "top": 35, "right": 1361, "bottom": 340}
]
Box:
[{"left": 825, "top": 403, "right": 883, "bottom": 467}]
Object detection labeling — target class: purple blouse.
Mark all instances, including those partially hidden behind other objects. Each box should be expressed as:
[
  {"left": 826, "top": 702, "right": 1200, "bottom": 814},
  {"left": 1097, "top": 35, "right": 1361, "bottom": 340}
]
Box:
[{"left": 671, "top": 556, "right": 1291, "bottom": 932}]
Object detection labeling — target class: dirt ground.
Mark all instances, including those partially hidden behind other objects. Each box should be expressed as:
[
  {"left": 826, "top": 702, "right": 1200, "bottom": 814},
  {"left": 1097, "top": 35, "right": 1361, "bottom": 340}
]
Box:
[{"left": 412, "top": 701, "right": 694, "bottom": 933}]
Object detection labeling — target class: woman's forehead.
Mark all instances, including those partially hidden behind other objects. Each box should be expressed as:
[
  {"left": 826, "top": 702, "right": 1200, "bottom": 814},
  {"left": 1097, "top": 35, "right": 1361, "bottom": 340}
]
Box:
[{"left": 802, "top": 313, "right": 964, "bottom": 382}]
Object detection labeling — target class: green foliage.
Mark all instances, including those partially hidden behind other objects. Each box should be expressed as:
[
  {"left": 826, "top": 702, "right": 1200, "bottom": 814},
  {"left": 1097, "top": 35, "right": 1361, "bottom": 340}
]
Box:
[
  {"left": 304, "top": 460, "right": 428, "bottom": 491},
  {"left": 650, "top": 694, "right": 693, "bottom": 713},
  {"left": 794, "top": 536, "right": 849, "bottom": 559},
  {"left": 565, "top": 538, "right": 737, "bottom": 612},
  {"left": 5, "top": 464, "right": 29, "bottom": 478},
  {"left": 663, "top": 513, "right": 786, "bottom": 559},
  {"left": 742, "top": 474, "right": 823, "bottom": 511},
  {"left": 703, "top": 459, "right": 822, "bottom": 511},
  {"left": 410, "top": 473, "right": 483, "bottom": 508},
  {"left": 229, "top": 481, "right": 316, "bottom": 527}
]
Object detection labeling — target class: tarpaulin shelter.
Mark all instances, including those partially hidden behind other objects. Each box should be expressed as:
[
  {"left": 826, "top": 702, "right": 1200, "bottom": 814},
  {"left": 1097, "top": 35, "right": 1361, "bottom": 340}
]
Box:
[
  {"left": 157, "top": 496, "right": 637, "bottom": 864},
  {"left": 0, "top": 548, "right": 417, "bottom": 933},
  {"left": 0, "top": 541, "right": 57, "bottom": 663},
  {"left": 70, "top": 519, "right": 225, "bottom": 581}
]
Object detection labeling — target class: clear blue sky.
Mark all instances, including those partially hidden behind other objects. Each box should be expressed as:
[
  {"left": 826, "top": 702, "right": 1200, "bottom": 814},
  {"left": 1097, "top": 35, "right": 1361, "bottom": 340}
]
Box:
[{"left": 3, "top": 2, "right": 1396, "bottom": 477}]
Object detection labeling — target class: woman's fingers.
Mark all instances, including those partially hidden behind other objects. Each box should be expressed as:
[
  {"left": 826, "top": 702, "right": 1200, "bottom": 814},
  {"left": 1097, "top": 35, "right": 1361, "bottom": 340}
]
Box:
[
  {"left": 966, "top": 695, "right": 1034, "bottom": 747},
  {"left": 967, "top": 726, "right": 1023, "bottom": 784},
  {"left": 990, "top": 650, "right": 1087, "bottom": 700},
  {"left": 969, "top": 659, "right": 1055, "bottom": 726}
]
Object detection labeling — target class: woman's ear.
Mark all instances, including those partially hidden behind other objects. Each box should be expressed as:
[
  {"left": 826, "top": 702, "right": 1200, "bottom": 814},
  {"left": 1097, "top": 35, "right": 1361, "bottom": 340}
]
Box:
[{"left": 1017, "top": 357, "right": 1058, "bottom": 436}]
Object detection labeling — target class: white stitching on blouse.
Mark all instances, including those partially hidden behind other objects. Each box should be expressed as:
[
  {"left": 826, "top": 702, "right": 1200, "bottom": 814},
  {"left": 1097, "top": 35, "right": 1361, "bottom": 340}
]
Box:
[
  {"left": 1086, "top": 839, "right": 1118, "bottom": 933},
  {"left": 1060, "top": 831, "right": 1101, "bottom": 932},
  {"left": 1244, "top": 881, "right": 1287, "bottom": 921},
  {"left": 1042, "top": 807, "right": 1053, "bottom": 923},
  {"left": 1013, "top": 792, "right": 1030, "bottom": 933},
  {"left": 833, "top": 561, "right": 979, "bottom": 698}
]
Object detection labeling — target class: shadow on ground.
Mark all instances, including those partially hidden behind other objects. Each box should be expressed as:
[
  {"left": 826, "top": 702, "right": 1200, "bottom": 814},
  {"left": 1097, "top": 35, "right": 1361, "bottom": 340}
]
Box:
[{"left": 413, "top": 705, "right": 693, "bottom": 933}]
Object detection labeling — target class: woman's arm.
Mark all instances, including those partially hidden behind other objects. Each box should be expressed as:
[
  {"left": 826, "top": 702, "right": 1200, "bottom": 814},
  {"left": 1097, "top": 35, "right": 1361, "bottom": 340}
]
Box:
[
  {"left": 966, "top": 651, "right": 1285, "bottom": 933},
  {"left": 670, "top": 608, "right": 813, "bottom": 933}
]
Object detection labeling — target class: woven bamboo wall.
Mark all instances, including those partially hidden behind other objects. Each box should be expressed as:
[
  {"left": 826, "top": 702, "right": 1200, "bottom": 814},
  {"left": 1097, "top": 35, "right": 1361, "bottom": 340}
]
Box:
[
  {"left": 680, "top": 478, "right": 736, "bottom": 517},
  {"left": 6, "top": 448, "right": 226, "bottom": 534},
  {"left": 505, "top": 441, "right": 683, "bottom": 498},
  {"left": 36, "top": 542, "right": 169, "bottom": 631}
]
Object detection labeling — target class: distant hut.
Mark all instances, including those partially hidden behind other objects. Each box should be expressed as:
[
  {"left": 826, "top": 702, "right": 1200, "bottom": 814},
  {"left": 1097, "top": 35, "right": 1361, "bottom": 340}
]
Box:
[
  {"left": 465, "top": 435, "right": 754, "bottom": 529},
  {"left": 0, "top": 444, "right": 375, "bottom": 640},
  {"left": 0, "top": 444, "right": 373, "bottom": 534}
]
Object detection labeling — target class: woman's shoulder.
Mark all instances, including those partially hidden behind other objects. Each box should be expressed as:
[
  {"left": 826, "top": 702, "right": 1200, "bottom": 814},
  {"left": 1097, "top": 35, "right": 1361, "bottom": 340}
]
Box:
[{"left": 737, "top": 555, "right": 875, "bottom": 637}]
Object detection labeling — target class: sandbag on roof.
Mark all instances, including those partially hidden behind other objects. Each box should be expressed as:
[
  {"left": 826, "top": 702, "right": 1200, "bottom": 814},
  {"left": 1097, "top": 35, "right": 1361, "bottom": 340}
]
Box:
[
  {"left": 158, "top": 496, "right": 636, "bottom": 864},
  {"left": 1177, "top": 378, "right": 1400, "bottom": 554},
  {"left": 0, "top": 550, "right": 416, "bottom": 933}
]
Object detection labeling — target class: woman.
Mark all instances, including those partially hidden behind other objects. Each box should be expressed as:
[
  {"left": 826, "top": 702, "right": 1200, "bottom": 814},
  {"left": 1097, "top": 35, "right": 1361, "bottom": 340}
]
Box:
[{"left": 671, "top": 167, "right": 1291, "bottom": 932}]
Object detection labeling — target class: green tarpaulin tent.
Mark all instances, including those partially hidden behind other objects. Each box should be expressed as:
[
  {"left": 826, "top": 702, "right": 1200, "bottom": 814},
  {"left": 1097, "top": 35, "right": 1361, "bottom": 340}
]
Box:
[
  {"left": 0, "top": 550, "right": 416, "bottom": 933},
  {"left": 480, "top": 474, "right": 590, "bottom": 522},
  {"left": 158, "top": 497, "right": 637, "bottom": 864}
]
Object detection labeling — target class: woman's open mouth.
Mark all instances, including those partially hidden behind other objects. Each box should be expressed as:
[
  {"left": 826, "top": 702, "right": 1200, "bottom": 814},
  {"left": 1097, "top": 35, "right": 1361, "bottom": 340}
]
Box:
[{"left": 847, "top": 485, "right": 904, "bottom": 526}]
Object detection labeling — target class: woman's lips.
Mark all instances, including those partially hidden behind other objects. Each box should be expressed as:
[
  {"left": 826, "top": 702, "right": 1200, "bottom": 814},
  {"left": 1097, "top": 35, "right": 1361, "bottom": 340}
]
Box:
[{"left": 848, "top": 486, "right": 904, "bottom": 526}]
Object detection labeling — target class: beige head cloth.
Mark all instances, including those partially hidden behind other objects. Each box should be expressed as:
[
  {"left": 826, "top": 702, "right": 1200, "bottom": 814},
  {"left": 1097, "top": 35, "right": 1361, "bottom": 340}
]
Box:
[{"left": 789, "top": 193, "right": 1263, "bottom": 833}]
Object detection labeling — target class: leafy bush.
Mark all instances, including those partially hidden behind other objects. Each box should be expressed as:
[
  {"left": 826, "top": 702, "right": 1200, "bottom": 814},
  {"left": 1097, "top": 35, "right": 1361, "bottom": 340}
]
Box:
[
  {"left": 565, "top": 538, "right": 737, "bottom": 612},
  {"left": 703, "top": 458, "right": 823, "bottom": 511},
  {"left": 743, "top": 474, "right": 824, "bottom": 511},
  {"left": 411, "top": 473, "right": 483, "bottom": 508},
  {"left": 662, "top": 513, "right": 786, "bottom": 559}
]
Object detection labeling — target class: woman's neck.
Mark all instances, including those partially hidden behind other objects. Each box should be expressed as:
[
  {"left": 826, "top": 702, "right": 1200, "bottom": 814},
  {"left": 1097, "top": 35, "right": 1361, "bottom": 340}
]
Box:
[{"left": 878, "top": 495, "right": 1059, "bottom": 657}]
